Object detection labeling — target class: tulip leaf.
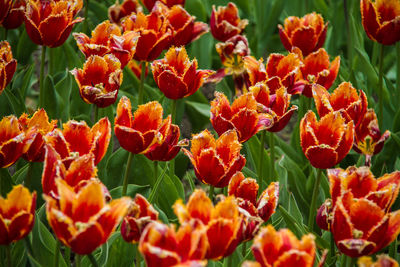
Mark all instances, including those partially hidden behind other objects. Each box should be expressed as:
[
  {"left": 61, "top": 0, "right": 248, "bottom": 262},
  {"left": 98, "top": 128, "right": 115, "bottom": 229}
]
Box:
[
  {"left": 42, "top": 75, "right": 59, "bottom": 120},
  {"left": 109, "top": 184, "right": 150, "bottom": 199},
  {"left": 16, "top": 29, "right": 37, "bottom": 65},
  {"left": 0, "top": 168, "right": 14, "bottom": 197},
  {"left": 3, "top": 88, "right": 25, "bottom": 116},
  {"left": 105, "top": 233, "right": 135, "bottom": 267},
  {"left": 54, "top": 72, "right": 73, "bottom": 122},
  {"left": 11, "top": 64, "right": 35, "bottom": 99},
  {"left": 185, "top": 101, "right": 210, "bottom": 118},
  {"left": 11, "top": 239, "right": 27, "bottom": 267}
]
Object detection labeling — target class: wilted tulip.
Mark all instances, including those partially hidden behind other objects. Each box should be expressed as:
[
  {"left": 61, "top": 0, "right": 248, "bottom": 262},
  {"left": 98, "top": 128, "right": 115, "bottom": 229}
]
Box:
[
  {"left": 108, "top": 0, "right": 142, "bottom": 25},
  {"left": 0, "top": 115, "right": 24, "bottom": 168},
  {"left": 358, "top": 254, "right": 399, "bottom": 267},
  {"left": 2, "top": 0, "right": 25, "bottom": 29},
  {"left": 300, "top": 111, "right": 354, "bottom": 169},
  {"left": 210, "top": 91, "right": 273, "bottom": 142},
  {"left": 45, "top": 179, "right": 131, "bottom": 254},
  {"left": 45, "top": 118, "right": 111, "bottom": 165},
  {"left": 0, "top": 185, "right": 36, "bottom": 245},
  {"left": 294, "top": 48, "right": 340, "bottom": 97},
  {"left": 278, "top": 12, "right": 328, "bottom": 56},
  {"left": 173, "top": 190, "right": 242, "bottom": 259},
  {"left": 141, "top": 0, "right": 185, "bottom": 11},
  {"left": 71, "top": 54, "right": 123, "bottom": 108},
  {"left": 250, "top": 82, "right": 298, "bottom": 132},
  {"left": 0, "top": 41, "right": 17, "bottom": 95},
  {"left": 24, "top": 0, "right": 83, "bottom": 47},
  {"left": 121, "top": 194, "right": 158, "bottom": 243},
  {"left": 18, "top": 109, "right": 57, "bottom": 162},
  {"left": 360, "top": 0, "right": 400, "bottom": 45},
  {"left": 152, "top": 46, "right": 213, "bottom": 99},
  {"left": 114, "top": 97, "right": 170, "bottom": 154},
  {"left": 210, "top": 2, "right": 248, "bottom": 42},
  {"left": 183, "top": 130, "right": 246, "bottom": 188}
]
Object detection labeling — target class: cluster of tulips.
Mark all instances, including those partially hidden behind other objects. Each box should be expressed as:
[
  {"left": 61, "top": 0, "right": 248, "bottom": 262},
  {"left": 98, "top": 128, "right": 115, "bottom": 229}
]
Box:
[{"left": 0, "top": 0, "right": 400, "bottom": 266}]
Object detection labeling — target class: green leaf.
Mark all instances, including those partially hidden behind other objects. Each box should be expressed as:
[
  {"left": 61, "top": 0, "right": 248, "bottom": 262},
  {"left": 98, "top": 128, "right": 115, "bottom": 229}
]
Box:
[
  {"left": 0, "top": 168, "right": 14, "bottom": 197},
  {"left": 16, "top": 29, "right": 37, "bottom": 65},
  {"left": 42, "top": 75, "right": 59, "bottom": 119},
  {"left": 109, "top": 184, "right": 151, "bottom": 199},
  {"left": 54, "top": 72, "right": 73, "bottom": 122},
  {"left": 185, "top": 101, "right": 210, "bottom": 118},
  {"left": 11, "top": 64, "right": 35, "bottom": 98},
  {"left": 3, "top": 88, "right": 25, "bottom": 116}
]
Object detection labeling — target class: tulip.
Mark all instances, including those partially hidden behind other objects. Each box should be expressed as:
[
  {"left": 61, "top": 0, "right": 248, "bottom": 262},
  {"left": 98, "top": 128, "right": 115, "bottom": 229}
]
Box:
[
  {"left": 18, "top": 109, "right": 57, "bottom": 162},
  {"left": 0, "top": 41, "right": 17, "bottom": 95},
  {"left": 71, "top": 54, "right": 123, "bottom": 107},
  {"left": 358, "top": 254, "right": 399, "bottom": 267},
  {"left": 360, "top": 0, "right": 400, "bottom": 45},
  {"left": 0, "top": 115, "right": 25, "bottom": 168},
  {"left": 2, "top": 0, "right": 25, "bottom": 29},
  {"left": 278, "top": 12, "right": 328, "bottom": 56},
  {"left": 45, "top": 118, "right": 111, "bottom": 165},
  {"left": 24, "top": 0, "right": 83, "bottom": 47},
  {"left": 108, "top": 0, "right": 142, "bottom": 25},
  {"left": 300, "top": 111, "right": 354, "bottom": 169},
  {"left": 210, "top": 2, "right": 248, "bottom": 42},
  {"left": 173, "top": 190, "right": 242, "bottom": 259},
  {"left": 243, "top": 56, "right": 267, "bottom": 88},
  {"left": 127, "top": 59, "right": 148, "bottom": 80},
  {"left": 0, "top": 0, "right": 12, "bottom": 25},
  {"left": 251, "top": 225, "right": 317, "bottom": 267},
  {"left": 45, "top": 179, "right": 131, "bottom": 255},
  {"left": 141, "top": 0, "right": 185, "bottom": 11},
  {"left": 183, "top": 130, "right": 246, "bottom": 188},
  {"left": 294, "top": 48, "right": 340, "bottom": 97},
  {"left": 0, "top": 185, "right": 36, "bottom": 245},
  {"left": 152, "top": 46, "right": 213, "bottom": 100}
]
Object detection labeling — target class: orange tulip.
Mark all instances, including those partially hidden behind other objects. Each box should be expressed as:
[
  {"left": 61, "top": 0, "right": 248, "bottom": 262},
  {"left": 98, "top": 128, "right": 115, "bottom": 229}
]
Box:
[
  {"left": 45, "top": 179, "right": 131, "bottom": 254},
  {"left": 183, "top": 130, "right": 246, "bottom": 188},
  {"left": 250, "top": 82, "right": 298, "bottom": 132},
  {"left": 71, "top": 54, "right": 123, "bottom": 108},
  {"left": 0, "top": 115, "right": 25, "bottom": 168},
  {"left": 123, "top": 10, "right": 172, "bottom": 62},
  {"left": 228, "top": 172, "right": 279, "bottom": 241},
  {"left": 210, "top": 91, "right": 273, "bottom": 142},
  {"left": 360, "top": 0, "right": 400, "bottom": 45},
  {"left": 210, "top": 2, "right": 248, "bottom": 42},
  {"left": 173, "top": 190, "right": 242, "bottom": 259},
  {"left": 108, "top": 0, "right": 142, "bottom": 25},
  {"left": 139, "top": 220, "right": 208, "bottom": 267},
  {"left": 294, "top": 48, "right": 340, "bottom": 97},
  {"left": 114, "top": 97, "right": 170, "bottom": 154},
  {"left": 353, "top": 109, "right": 390, "bottom": 160},
  {"left": 358, "top": 255, "right": 399, "bottom": 267},
  {"left": 0, "top": 185, "right": 36, "bottom": 245},
  {"left": 300, "top": 111, "right": 354, "bottom": 169},
  {"left": 152, "top": 46, "right": 213, "bottom": 100},
  {"left": 141, "top": 0, "right": 185, "bottom": 11},
  {"left": 278, "top": 12, "right": 328, "bottom": 56},
  {"left": 312, "top": 82, "right": 368, "bottom": 127},
  {"left": 24, "top": 0, "right": 83, "bottom": 47},
  {"left": 251, "top": 225, "right": 317, "bottom": 267},
  {"left": 18, "top": 109, "right": 57, "bottom": 162},
  {"left": 2, "top": 0, "right": 25, "bottom": 29},
  {"left": 45, "top": 118, "right": 111, "bottom": 165},
  {"left": 121, "top": 194, "right": 158, "bottom": 243},
  {"left": 0, "top": 41, "right": 17, "bottom": 95}
]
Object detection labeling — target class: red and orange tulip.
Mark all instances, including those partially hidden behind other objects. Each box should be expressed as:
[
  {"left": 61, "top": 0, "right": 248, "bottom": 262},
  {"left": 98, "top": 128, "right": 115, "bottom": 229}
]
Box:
[
  {"left": 123, "top": 10, "right": 172, "bottom": 62},
  {"left": 139, "top": 220, "right": 208, "bottom": 267},
  {"left": 210, "top": 2, "right": 248, "bottom": 42},
  {"left": 0, "top": 185, "right": 36, "bottom": 245},
  {"left": 121, "top": 194, "right": 158, "bottom": 243},
  {"left": 251, "top": 225, "right": 317, "bottom": 267},
  {"left": 278, "top": 12, "right": 328, "bottom": 56},
  {"left": 45, "top": 179, "right": 131, "bottom": 254},
  {"left": 0, "top": 41, "right": 17, "bottom": 95},
  {"left": 152, "top": 46, "right": 213, "bottom": 100},
  {"left": 108, "top": 0, "right": 142, "bottom": 25},
  {"left": 71, "top": 54, "right": 123, "bottom": 108},
  {"left": 2, "top": 0, "right": 25, "bottom": 29},
  {"left": 114, "top": 97, "right": 170, "bottom": 154},
  {"left": 183, "top": 129, "right": 246, "bottom": 188},
  {"left": 251, "top": 82, "right": 298, "bottom": 132},
  {"left": 24, "top": 0, "right": 83, "bottom": 47},
  {"left": 173, "top": 190, "right": 242, "bottom": 259},
  {"left": 300, "top": 111, "right": 354, "bottom": 169},
  {"left": 360, "top": 0, "right": 400, "bottom": 45},
  {"left": 141, "top": 0, "right": 185, "bottom": 11},
  {"left": 0, "top": 115, "right": 25, "bottom": 168},
  {"left": 210, "top": 91, "right": 273, "bottom": 142},
  {"left": 358, "top": 255, "right": 399, "bottom": 267},
  {"left": 18, "top": 109, "right": 57, "bottom": 162},
  {"left": 312, "top": 82, "right": 368, "bottom": 127},
  {"left": 45, "top": 118, "right": 111, "bottom": 165},
  {"left": 294, "top": 48, "right": 340, "bottom": 97}
]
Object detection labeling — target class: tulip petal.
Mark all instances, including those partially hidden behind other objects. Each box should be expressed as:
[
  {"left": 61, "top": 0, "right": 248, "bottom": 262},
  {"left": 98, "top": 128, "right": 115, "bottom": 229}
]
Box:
[
  {"left": 291, "top": 27, "right": 317, "bottom": 56},
  {"left": 69, "top": 222, "right": 105, "bottom": 255},
  {"left": 305, "top": 145, "right": 338, "bottom": 169},
  {"left": 156, "top": 70, "right": 188, "bottom": 99}
]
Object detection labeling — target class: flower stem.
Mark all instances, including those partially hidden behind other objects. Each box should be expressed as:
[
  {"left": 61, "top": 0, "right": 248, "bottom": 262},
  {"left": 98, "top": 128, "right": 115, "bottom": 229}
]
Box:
[
  {"left": 258, "top": 131, "right": 266, "bottom": 192},
  {"left": 397, "top": 42, "right": 400, "bottom": 104},
  {"left": 87, "top": 253, "right": 99, "bottom": 267},
  {"left": 63, "top": 246, "right": 71, "bottom": 266},
  {"left": 54, "top": 240, "right": 60, "bottom": 267},
  {"left": 330, "top": 233, "right": 336, "bottom": 263},
  {"left": 169, "top": 99, "right": 177, "bottom": 180},
  {"left": 148, "top": 161, "right": 168, "bottom": 203},
  {"left": 242, "top": 242, "right": 247, "bottom": 257},
  {"left": 307, "top": 168, "right": 323, "bottom": 230},
  {"left": 269, "top": 132, "right": 275, "bottom": 181},
  {"left": 138, "top": 62, "right": 146, "bottom": 106},
  {"left": 122, "top": 153, "right": 134, "bottom": 196},
  {"left": 39, "top": 45, "right": 46, "bottom": 108},
  {"left": 344, "top": 0, "right": 352, "bottom": 64},
  {"left": 208, "top": 185, "right": 214, "bottom": 201},
  {"left": 135, "top": 244, "right": 141, "bottom": 267},
  {"left": 378, "top": 44, "right": 384, "bottom": 127},
  {"left": 83, "top": 0, "right": 89, "bottom": 34},
  {"left": 75, "top": 254, "right": 82, "bottom": 267},
  {"left": 24, "top": 162, "right": 34, "bottom": 190},
  {"left": 390, "top": 237, "right": 397, "bottom": 259},
  {"left": 6, "top": 245, "right": 12, "bottom": 267},
  {"left": 93, "top": 105, "right": 98, "bottom": 124}
]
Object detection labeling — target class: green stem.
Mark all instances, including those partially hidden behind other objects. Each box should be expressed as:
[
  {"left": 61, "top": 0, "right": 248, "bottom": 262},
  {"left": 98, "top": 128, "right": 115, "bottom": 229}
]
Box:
[
  {"left": 307, "top": 168, "right": 323, "bottom": 230},
  {"left": 138, "top": 62, "right": 146, "bottom": 105},
  {"left": 122, "top": 153, "right": 134, "bottom": 196},
  {"left": 4, "top": 29, "right": 7, "bottom": 40},
  {"left": 24, "top": 236, "right": 34, "bottom": 258},
  {"left": 63, "top": 246, "right": 71, "bottom": 267},
  {"left": 94, "top": 105, "right": 99, "bottom": 124},
  {"left": 390, "top": 238, "right": 397, "bottom": 259},
  {"left": 348, "top": 256, "right": 356, "bottom": 267},
  {"left": 83, "top": 0, "right": 89, "bottom": 34},
  {"left": 378, "top": 44, "right": 384, "bottom": 127},
  {"left": 397, "top": 43, "right": 400, "bottom": 104},
  {"left": 225, "top": 255, "right": 232, "bottom": 267},
  {"left": 54, "top": 240, "right": 60, "bottom": 267},
  {"left": 242, "top": 242, "right": 247, "bottom": 257},
  {"left": 344, "top": 0, "right": 353, "bottom": 65},
  {"left": 208, "top": 185, "right": 214, "bottom": 201},
  {"left": 169, "top": 99, "right": 177, "bottom": 180},
  {"left": 136, "top": 244, "right": 141, "bottom": 267},
  {"left": 87, "top": 253, "right": 99, "bottom": 267},
  {"left": 39, "top": 45, "right": 47, "bottom": 108},
  {"left": 75, "top": 254, "right": 82, "bottom": 267},
  {"left": 269, "top": 132, "right": 275, "bottom": 181},
  {"left": 148, "top": 162, "right": 168, "bottom": 203},
  {"left": 330, "top": 233, "right": 336, "bottom": 263},
  {"left": 6, "top": 245, "right": 12, "bottom": 267},
  {"left": 258, "top": 131, "right": 266, "bottom": 192},
  {"left": 24, "top": 162, "right": 34, "bottom": 190}
]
